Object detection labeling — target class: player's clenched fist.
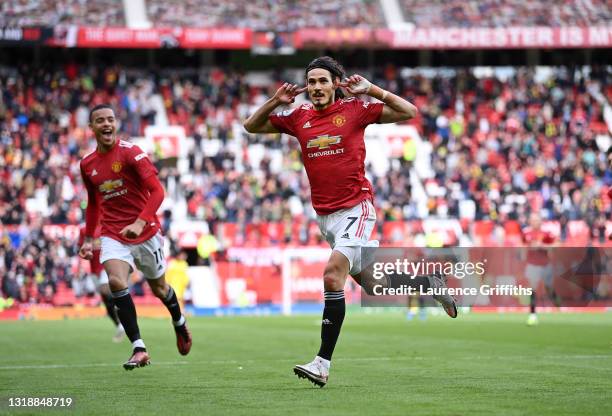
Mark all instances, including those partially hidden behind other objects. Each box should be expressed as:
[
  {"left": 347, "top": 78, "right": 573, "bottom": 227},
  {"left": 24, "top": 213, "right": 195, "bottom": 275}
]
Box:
[
  {"left": 273, "top": 83, "right": 307, "bottom": 104},
  {"left": 120, "top": 218, "right": 146, "bottom": 239},
  {"left": 79, "top": 241, "right": 93, "bottom": 260},
  {"left": 339, "top": 74, "right": 372, "bottom": 95}
]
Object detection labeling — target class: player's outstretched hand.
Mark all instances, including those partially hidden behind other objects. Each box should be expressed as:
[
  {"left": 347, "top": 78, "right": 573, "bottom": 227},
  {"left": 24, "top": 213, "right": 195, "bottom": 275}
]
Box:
[
  {"left": 339, "top": 74, "right": 372, "bottom": 95},
  {"left": 120, "top": 219, "right": 146, "bottom": 240},
  {"left": 273, "top": 83, "right": 307, "bottom": 104},
  {"left": 79, "top": 242, "right": 93, "bottom": 260}
]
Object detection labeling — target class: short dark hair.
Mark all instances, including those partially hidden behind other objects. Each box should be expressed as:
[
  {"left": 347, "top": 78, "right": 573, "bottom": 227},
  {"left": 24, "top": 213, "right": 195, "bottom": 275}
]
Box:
[
  {"left": 305, "top": 56, "right": 346, "bottom": 100},
  {"left": 89, "top": 104, "right": 115, "bottom": 122}
]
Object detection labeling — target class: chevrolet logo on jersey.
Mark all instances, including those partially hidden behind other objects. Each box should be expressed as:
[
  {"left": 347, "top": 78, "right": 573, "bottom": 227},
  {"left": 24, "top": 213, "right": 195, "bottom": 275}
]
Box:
[
  {"left": 307, "top": 135, "right": 342, "bottom": 150},
  {"left": 98, "top": 179, "right": 124, "bottom": 193}
]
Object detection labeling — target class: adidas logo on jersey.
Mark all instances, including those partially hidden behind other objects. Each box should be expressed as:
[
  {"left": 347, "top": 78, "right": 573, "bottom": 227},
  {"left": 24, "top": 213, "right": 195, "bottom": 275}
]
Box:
[
  {"left": 322, "top": 319, "right": 332, "bottom": 325},
  {"left": 91, "top": 169, "right": 98, "bottom": 176},
  {"left": 303, "top": 121, "right": 311, "bottom": 129},
  {"left": 341, "top": 233, "right": 350, "bottom": 239}
]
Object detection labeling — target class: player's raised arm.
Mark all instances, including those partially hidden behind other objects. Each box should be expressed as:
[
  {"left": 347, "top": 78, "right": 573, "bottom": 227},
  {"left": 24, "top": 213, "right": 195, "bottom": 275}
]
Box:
[
  {"left": 243, "top": 83, "right": 307, "bottom": 134},
  {"left": 79, "top": 163, "right": 98, "bottom": 260},
  {"left": 340, "top": 74, "right": 418, "bottom": 123}
]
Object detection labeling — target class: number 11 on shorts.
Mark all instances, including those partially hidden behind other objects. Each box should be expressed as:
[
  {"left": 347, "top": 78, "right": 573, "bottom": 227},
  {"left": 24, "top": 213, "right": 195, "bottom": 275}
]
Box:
[{"left": 153, "top": 248, "right": 164, "bottom": 265}]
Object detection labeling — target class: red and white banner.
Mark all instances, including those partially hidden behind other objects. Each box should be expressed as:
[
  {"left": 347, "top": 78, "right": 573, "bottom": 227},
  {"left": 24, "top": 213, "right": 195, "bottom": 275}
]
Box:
[
  {"left": 74, "top": 27, "right": 251, "bottom": 49},
  {"left": 59, "top": 25, "right": 612, "bottom": 50},
  {"left": 381, "top": 26, "right": 612, "bottom": 49},
  {"left": 182, "top": 28, "right": 252, "bottom": 48},
  {"left": 294, "top": 28, "right": 376, "bottom": 47}
]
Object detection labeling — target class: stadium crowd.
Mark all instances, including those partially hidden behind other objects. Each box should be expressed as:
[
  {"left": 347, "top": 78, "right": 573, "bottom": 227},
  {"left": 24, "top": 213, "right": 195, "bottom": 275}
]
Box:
[
  {"left": 4, "top": 0, "right": 610, "bottom": 30},
  {"left": 1, "top": 63, "right": 611, "bottom": 302},
  {"left": 400, "top": 0, "right": 612, "bottom": 28},
  {"left": 148, "top": 0, "right": 384, "bottom": 30},
  {"left": 0, "top": 0, "right": 125, "bottom": 27},
  {"left": 0, "top": 0, "right": 384, "bottom": 30}
]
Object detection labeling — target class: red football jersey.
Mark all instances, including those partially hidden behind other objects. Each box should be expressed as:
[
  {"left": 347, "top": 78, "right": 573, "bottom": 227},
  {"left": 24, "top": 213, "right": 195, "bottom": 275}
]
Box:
[
  {"left": 78, "top": 225, "right": 103, "bottom": 274},
  {"left": 80, "top": 139, "right": 161, "bottom": 244},
  {"left": 522, "top": 228, "right": 555, "bottom": 266},
  {"left": 269, "top": 97, "right": 383, "bottom": 215}
]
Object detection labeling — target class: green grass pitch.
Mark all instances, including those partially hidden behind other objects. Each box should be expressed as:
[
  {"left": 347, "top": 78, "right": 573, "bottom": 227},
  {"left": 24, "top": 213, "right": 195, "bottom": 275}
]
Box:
[{"left": 1, "top": 312, "right": 611, "bottom": 415}]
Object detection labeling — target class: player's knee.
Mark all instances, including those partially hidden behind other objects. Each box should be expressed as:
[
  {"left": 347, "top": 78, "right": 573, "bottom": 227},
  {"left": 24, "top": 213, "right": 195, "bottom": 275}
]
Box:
[
  {"left": 99, "top": 284, "right": 111, "bottom": 298},
  {"left": 149, "top": 281, "right": 168, "bottom": 299},
  {"left": 107, "top": 275, "right": 125, "bottom": 291},
  {"left": 323, "top": 265, "right": 344, "bottom": 291}
]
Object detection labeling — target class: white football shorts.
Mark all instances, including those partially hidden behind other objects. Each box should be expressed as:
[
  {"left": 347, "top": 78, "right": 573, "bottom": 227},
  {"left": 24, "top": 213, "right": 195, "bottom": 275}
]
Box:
[
  {"left": 100, "top": 232, "right": 166, "bottom": 279},
  {"left": 317, "top": 199, "right": 379, "bottom": 276}
]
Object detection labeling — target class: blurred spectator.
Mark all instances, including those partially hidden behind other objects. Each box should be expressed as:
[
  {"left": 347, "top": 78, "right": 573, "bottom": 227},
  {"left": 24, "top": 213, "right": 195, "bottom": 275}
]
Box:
[{"left": 166, "top": 251, "right": 190, "bottom": 304}]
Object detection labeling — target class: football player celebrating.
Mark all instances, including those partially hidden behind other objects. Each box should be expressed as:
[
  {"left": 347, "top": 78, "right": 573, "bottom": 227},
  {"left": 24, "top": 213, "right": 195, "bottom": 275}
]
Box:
[{"left": 245, "top": 56, "right": 457, "bottom": 387}]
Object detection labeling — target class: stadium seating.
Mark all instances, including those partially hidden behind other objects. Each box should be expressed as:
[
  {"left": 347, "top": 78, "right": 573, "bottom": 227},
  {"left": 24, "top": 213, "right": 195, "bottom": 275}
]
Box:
[
  {"left": 0, "top": 0, "right": 126, "bottom": 27},
  {"left": 146, "top": 0, "right": 385, "bottom": 30},
  {"left": 0, "top": 0, "right": 384, "bottom": 30},
  {"left": 3, "top": 1, "right": 610, "bottom": 30},
  {"left": 399, "top": 0, "right": 612, "bottom": 27},
  {"left": 1, "top": 63, "right": 610, "bottom": 303}
]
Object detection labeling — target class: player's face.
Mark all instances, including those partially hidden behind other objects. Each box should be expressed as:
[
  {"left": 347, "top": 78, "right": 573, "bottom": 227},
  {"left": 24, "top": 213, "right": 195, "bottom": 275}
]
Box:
[
  {"left": 529, "top": 213, "right": 541, "bottom": 230},
  {"left": 306, "top": 68, "right": 338, "bottom": 110},
  {"left": 89, "top": 108, "right": 117, "bottom": 149}
]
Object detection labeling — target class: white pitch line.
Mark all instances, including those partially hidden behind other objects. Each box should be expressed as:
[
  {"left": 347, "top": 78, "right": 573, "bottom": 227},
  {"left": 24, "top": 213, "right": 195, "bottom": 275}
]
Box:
[
  {"left": 0, "top": 361, "right": 190, "bottom": 370},
  {"left": 0, "top": 355, "right": 610, "bottom": 371}
]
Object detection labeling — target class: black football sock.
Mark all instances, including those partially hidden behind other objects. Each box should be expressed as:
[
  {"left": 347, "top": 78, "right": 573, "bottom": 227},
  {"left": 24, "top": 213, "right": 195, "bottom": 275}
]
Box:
[
  {"left": 101, "top": 293, "right": 120, "bottom": 326},
  {"left": 530, "top": 292, "right": 536, "bottom": 314},
  {"left": 317, "top": 290, "right": 346, "bottom": 361},
  {"left": 162, "top": 286, "right": 184, "bottom": 324},
  {"left": 111, "top": 288, "right": 143, "bottom": 346}
]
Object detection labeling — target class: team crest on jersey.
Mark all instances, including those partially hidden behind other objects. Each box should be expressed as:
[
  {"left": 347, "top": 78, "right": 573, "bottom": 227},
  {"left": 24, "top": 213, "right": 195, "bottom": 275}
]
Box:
[
  {"left": 307, "top": 135, "right": 342, "bottom": 149},
  {"left": 111, "top": 161, "right": 123, "bottom": 173},
  {"left": 332, "top": 115, "right": 346, "bottom": 127}
]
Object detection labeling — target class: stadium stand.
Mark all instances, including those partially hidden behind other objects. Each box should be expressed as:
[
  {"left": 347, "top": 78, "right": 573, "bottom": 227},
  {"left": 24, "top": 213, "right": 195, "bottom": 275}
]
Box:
[
  {"left": 1, "top": 62, "right": 610, "bottom": 303},
  {"left": 146, "top": 0, "right": 385, "bottom": 30},
  {"left": 3, "top": 0, "right": 610, "bottom": 30},
  {"left": 0, "top": 0, "right": 384, "bottom": 30},
  {"left": 399, "top": 0, "right": 612, "bottom": 28},
  {"left": 0, "top": 0, "right": 126, "bottom": 27}
]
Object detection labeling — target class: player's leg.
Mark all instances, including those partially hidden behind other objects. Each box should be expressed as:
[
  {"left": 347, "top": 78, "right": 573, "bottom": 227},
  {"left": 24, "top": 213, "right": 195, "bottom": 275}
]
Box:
[
  {"left": 136, "top": 234, "right": 192, "bottom": 356},
  {"left": 101, "top": 236, "right": 149, "bottom": 369},
  {"left": 147, "top": 275, "right": 192, "bottom": 355},
  {"left": 294, "top": 250, "right": 349, "bottom": 387},
  {"left": 527, "top": 291, "right": 538, "bottom": 325},
  {"left": 97, "top": 270, "right": 125, "bottom": 341},
  {"left": 105, "top": 259, "right": 150, "bottom": 369},
  {"left": 525, "top": 265, "right": 540, "bottom": 326},
  {"left": 99, "top": 283, "right": 119, "bottom": 326},
  {"left": 350, "top": 200, "right": 456, "bottom": 317},
  {"left": 295, "top": 202, "right": 369, "bottom": 387}
]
